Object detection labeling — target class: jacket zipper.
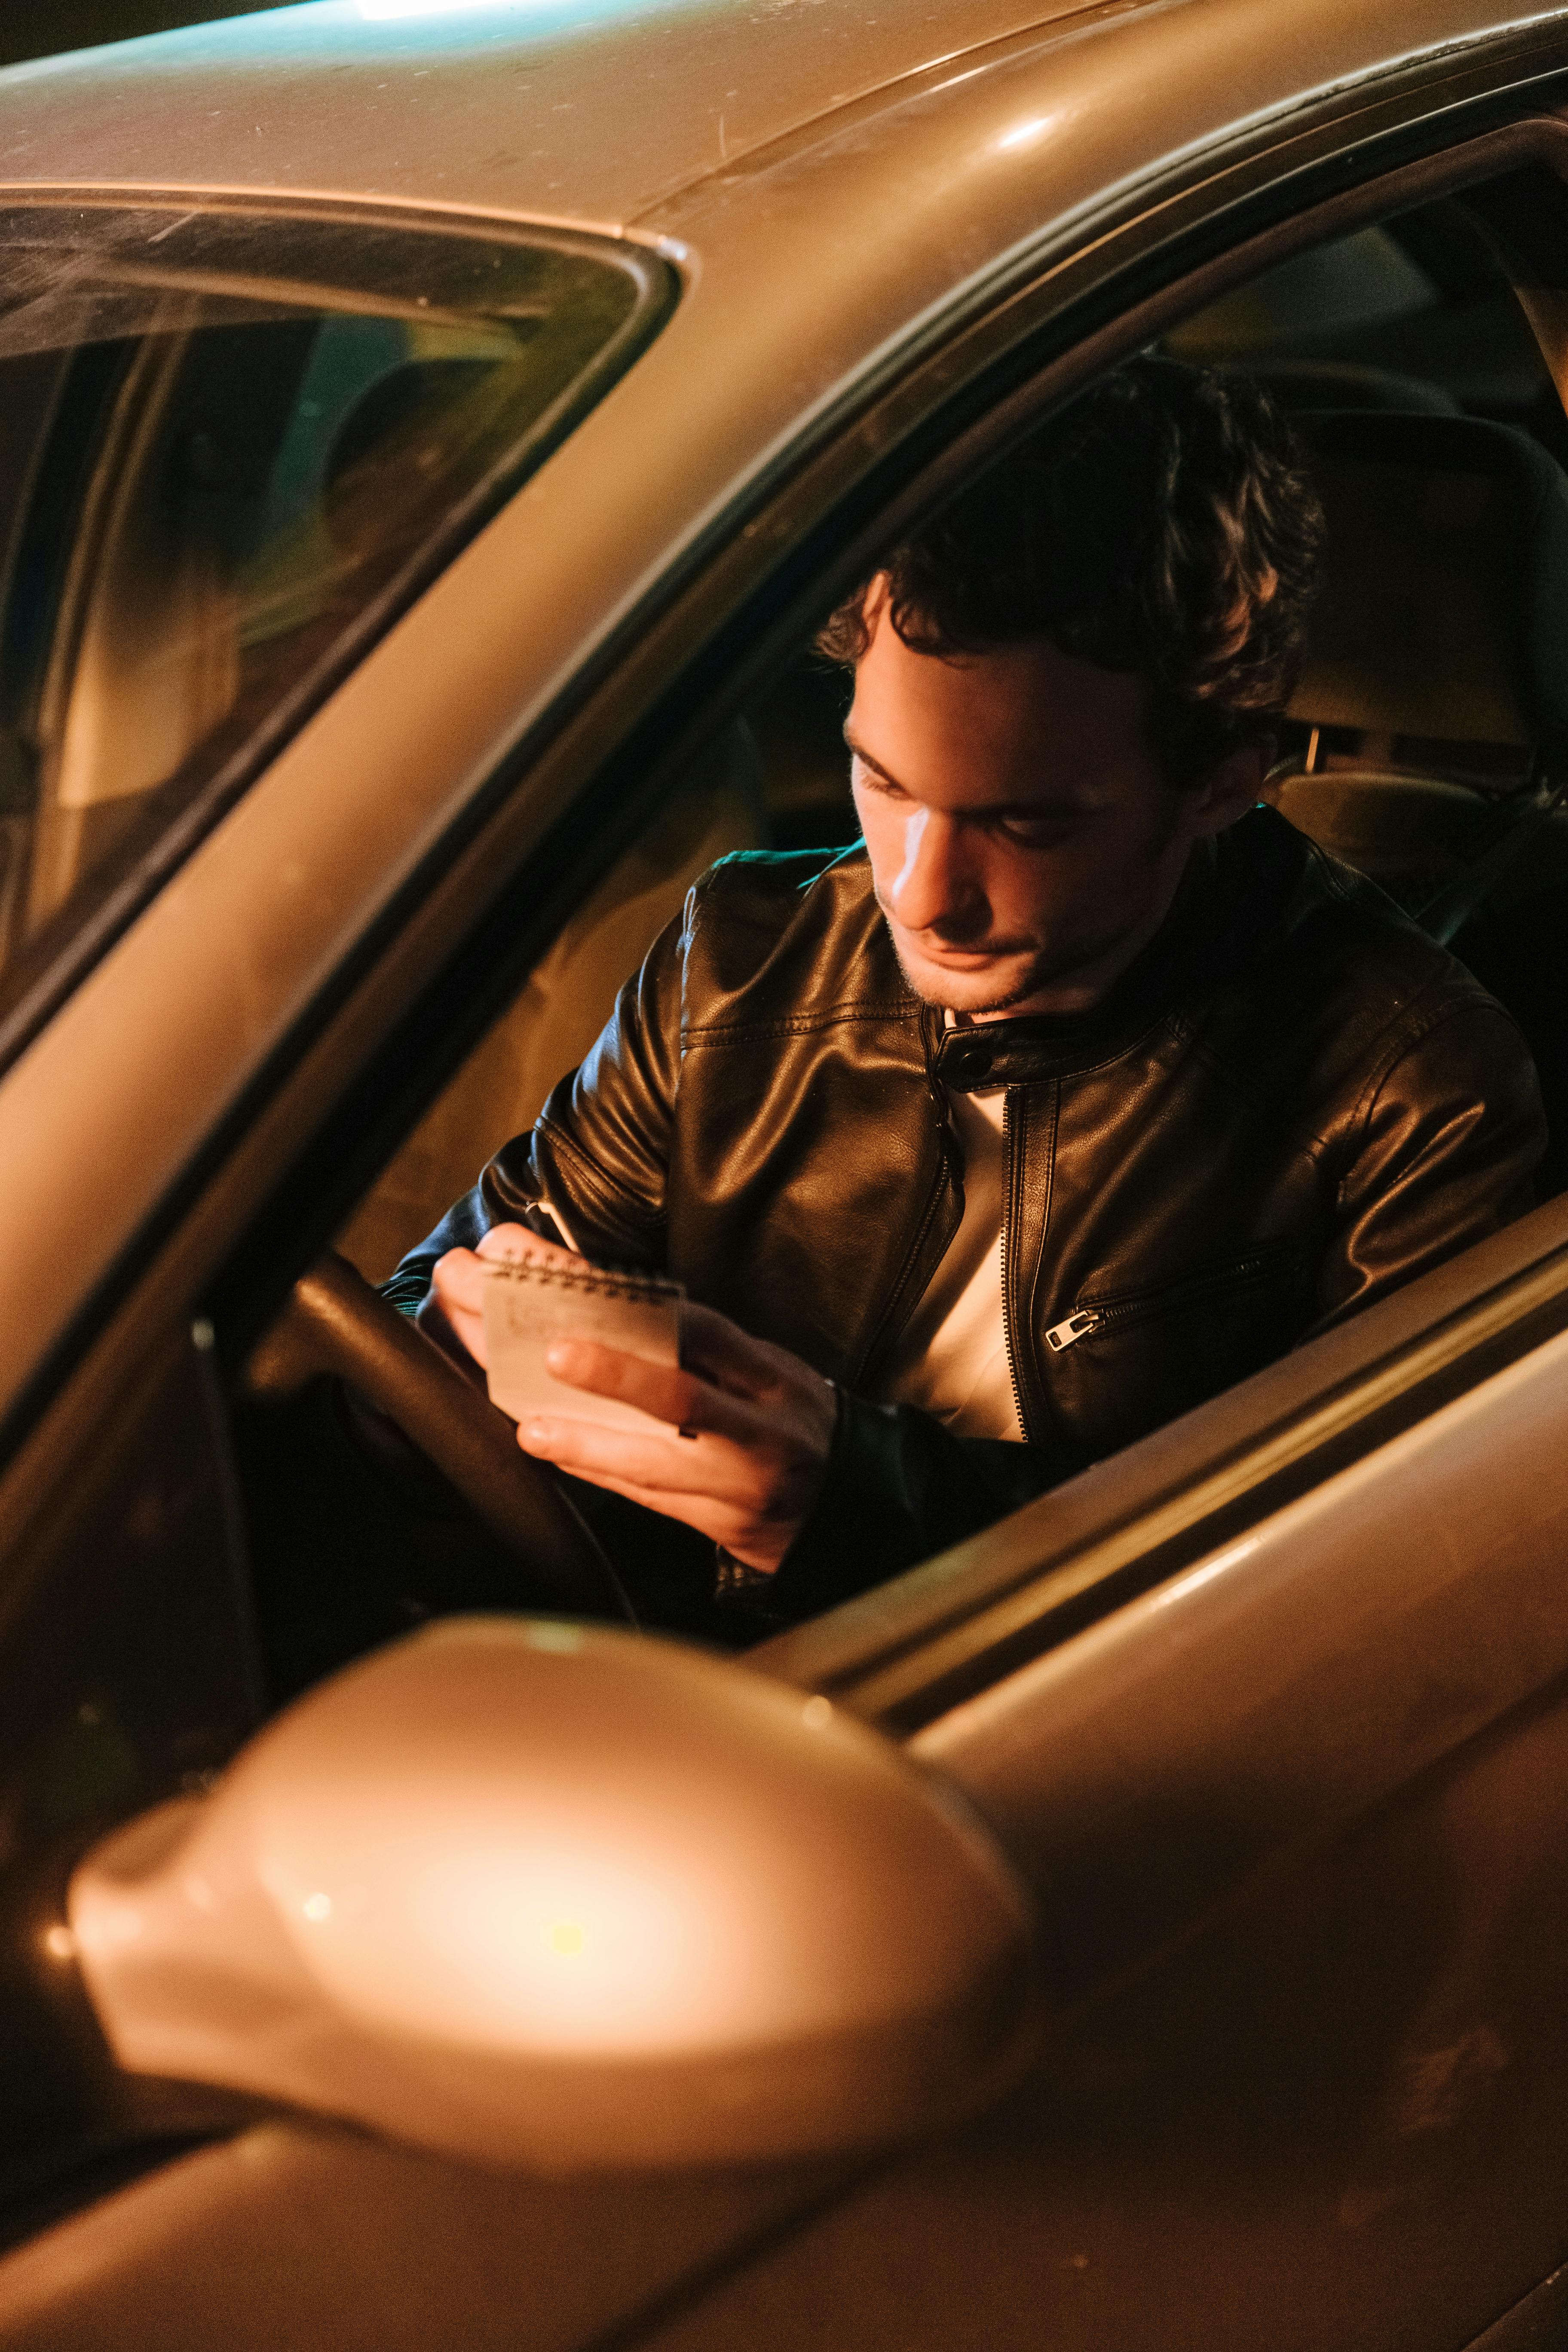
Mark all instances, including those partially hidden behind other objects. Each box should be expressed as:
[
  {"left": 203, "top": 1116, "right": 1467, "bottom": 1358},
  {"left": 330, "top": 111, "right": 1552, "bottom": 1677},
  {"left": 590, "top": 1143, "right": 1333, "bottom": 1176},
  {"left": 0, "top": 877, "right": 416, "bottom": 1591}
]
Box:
[
  {"left": 1000, "top": 1088, "right": 1030, "bottom": 1439},
  {"left": 1043, "top": 1246, "right": 1294, "bottom": 1354}
]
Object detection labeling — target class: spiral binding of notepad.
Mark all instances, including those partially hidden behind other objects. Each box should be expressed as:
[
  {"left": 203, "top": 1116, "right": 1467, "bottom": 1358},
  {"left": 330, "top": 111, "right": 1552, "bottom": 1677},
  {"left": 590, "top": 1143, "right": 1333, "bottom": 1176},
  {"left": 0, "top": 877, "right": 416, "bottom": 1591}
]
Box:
[{"left": 484, "top": 1255, "right": 684, "bottom": 1307}]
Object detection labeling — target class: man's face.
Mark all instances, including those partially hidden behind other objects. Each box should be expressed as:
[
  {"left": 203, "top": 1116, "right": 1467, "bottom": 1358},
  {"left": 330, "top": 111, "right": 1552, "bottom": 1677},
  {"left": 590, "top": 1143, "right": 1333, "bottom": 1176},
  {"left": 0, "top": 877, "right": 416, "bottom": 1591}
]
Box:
[{"left": 847, "top": 595, "right": 1244, "bottom": 1018}]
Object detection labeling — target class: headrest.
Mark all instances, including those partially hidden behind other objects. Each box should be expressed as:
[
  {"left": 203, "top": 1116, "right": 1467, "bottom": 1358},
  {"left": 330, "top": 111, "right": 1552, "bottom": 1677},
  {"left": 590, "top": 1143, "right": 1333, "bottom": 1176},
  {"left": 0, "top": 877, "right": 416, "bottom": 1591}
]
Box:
[
  {"left": 1254, "top": 362, "right": 1461, "bottom": 417},
  {"left": 1289, "top": 411, "right": 1568, "bottom": 756}
]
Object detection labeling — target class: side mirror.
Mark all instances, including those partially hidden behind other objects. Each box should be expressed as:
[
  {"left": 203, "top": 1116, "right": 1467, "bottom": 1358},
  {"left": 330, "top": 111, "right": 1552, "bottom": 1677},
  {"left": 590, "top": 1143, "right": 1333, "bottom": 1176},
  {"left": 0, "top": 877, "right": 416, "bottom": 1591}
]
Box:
[{"left": 68, "top": 1618, "right": 1038, "bottom": 2172}]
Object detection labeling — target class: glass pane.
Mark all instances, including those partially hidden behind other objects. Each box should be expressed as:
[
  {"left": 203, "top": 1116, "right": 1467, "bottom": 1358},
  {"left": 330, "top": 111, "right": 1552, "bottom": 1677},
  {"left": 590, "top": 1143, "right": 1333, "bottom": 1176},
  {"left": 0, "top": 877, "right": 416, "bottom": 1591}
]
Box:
[{"left": 0, "top": 203, "right": 671, "bottom": 1047}]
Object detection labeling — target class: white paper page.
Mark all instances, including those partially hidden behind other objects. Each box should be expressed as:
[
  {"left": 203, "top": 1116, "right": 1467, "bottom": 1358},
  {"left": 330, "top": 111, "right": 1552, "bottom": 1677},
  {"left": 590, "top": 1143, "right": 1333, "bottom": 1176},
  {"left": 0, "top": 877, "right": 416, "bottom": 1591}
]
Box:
[{"left": 483, "top": 1257, "right": 687, "bottom": 1439}]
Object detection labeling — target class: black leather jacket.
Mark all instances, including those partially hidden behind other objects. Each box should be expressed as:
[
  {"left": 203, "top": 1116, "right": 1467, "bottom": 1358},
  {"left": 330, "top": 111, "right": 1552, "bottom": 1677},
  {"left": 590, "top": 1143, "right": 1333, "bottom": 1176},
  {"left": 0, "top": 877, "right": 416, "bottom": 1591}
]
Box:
[{"left": 391, "top": 808, "right": 1545, "bottom": 1618}]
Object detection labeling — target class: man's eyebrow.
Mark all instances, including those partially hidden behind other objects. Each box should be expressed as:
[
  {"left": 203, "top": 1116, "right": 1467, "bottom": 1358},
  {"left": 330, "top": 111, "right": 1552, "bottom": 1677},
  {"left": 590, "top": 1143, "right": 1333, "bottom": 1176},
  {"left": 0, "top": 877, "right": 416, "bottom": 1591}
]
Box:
[
  {"left": 842, "top": 728, "right": 905, "bottom": 790},
  {"left": 842, "top": 727, "right": 1082, "bottom": 821}
]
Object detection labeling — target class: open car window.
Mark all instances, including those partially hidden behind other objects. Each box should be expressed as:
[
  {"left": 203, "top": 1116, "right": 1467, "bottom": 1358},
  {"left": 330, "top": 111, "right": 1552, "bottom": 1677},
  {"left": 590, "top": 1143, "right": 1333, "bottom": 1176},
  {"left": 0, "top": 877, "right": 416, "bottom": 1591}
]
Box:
[
  {"left": 285, "top": 153, "right": 1568, "bottom": 1689},
  {"left": 0, "top": 202, "right": 671, "bottom": 1060}
]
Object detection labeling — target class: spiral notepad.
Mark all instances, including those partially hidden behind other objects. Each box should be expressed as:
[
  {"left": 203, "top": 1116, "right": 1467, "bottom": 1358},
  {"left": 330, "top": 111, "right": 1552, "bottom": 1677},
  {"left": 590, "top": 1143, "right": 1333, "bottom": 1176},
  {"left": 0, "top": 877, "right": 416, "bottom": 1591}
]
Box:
[{"left": 483, "top": 1256, "right": 686, "bottom": 1437}]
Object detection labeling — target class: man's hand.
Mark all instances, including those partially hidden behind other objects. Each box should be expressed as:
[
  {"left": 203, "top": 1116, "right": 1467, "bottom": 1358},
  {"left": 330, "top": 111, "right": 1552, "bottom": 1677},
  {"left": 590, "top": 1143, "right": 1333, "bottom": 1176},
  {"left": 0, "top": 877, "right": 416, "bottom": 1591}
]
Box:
[
  {"left": 424, "top": 1223, "right": 585, "bottom": 1369},
  {"left": 428, "top": 1225, "right": 837, "bottom": 1574}
]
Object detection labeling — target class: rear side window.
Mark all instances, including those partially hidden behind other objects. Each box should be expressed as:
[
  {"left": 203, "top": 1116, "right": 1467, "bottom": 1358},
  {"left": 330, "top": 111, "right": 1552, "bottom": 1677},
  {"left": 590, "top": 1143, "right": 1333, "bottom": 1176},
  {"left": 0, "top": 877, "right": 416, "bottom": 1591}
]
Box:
[{"left": 0, "top": 202, "right": 673, "bottom": 1057}]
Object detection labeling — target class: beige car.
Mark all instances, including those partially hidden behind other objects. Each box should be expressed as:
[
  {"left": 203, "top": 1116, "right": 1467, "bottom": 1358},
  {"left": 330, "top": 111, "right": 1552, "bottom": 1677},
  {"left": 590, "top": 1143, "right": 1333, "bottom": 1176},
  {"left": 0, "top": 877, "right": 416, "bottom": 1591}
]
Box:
[{"left": 2, "top": 0, "right": 1568, "bottom": 2345}]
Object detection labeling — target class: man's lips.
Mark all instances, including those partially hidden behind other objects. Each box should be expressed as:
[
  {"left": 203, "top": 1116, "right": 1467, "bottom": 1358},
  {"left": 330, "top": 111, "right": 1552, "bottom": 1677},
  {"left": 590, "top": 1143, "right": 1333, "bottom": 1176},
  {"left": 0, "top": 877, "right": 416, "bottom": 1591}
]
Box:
[{"left": 900, "top": 934, "right": 1033, "bottom": 966}]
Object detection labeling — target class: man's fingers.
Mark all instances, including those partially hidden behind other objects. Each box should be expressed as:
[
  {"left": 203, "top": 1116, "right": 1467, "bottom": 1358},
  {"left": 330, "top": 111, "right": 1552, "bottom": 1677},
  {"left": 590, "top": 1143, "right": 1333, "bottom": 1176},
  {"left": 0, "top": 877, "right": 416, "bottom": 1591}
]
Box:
[
  {"left": 530, "top": 1462, "right": 777, "bottom": 1568},
  {"left": 431, "top": 1228, "right": 594, "bottom": 1370},
  {"left": 429, "top": 1249, "right": 490, "bottom": 1364},
  {"left": 518, "top": 1410, "right": 736, "bottom": 1497},
  {"left": 420, "top": 1243, "right": 827, "bottom": 1576},
  {"left": 544, "top": 1338, "right": 763, "bottom": 1443},
  {"left": 414, "top": 1290, "right": 488, "bottom": 1384},
  {"left": 430, "top": 1246, "right": 483, "bottom": 1305}
]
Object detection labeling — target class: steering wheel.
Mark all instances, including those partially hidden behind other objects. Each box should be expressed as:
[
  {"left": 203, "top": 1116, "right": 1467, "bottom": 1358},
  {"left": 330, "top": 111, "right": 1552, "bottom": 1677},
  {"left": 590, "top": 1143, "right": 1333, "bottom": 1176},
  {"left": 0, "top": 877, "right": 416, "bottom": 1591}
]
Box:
[{"left": 242, "top": 1252, "right": 635, "bottom": 1626}]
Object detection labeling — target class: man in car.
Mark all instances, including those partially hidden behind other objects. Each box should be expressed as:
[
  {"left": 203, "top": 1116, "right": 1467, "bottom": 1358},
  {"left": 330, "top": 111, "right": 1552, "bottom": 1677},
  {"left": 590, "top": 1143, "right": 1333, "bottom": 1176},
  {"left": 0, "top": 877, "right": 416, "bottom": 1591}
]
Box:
[{"left": 392, "top": 357, "right": 1545, "bottom": 1622}]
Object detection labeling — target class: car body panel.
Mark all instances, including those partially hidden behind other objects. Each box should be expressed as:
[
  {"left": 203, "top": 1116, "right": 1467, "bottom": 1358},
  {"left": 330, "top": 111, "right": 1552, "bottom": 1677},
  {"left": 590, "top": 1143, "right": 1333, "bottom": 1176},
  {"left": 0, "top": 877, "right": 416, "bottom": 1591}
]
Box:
[
  {"left": 629, "top": 1682, "right": 1568, "bottom": 2349},
  {"left": 915, "top": 1313, "right": 1568, "bottom": 1999},
  {"left": 0, "top": 0, "right": 1109, "bottom": 233},
  {"left": 0, "top": 0, "right": 1556, "bottom": 238},
  {"left": 0, "top": 2121, "right": 849, "bottom": 2352},
  {"left": 605, "top": 1313, "right": 1568, "bottom": 2348}
]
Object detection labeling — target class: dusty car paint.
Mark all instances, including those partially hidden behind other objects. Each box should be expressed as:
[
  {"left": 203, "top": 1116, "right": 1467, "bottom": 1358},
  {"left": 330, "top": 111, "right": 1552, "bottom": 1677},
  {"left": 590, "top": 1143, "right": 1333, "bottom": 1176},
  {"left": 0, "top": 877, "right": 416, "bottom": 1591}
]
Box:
[
  {"left": 0, "top": 0, "right": 1552, "bottom": 231},
  {"left": 0, "top": 0, "right": 1102, "bottom": 230}
]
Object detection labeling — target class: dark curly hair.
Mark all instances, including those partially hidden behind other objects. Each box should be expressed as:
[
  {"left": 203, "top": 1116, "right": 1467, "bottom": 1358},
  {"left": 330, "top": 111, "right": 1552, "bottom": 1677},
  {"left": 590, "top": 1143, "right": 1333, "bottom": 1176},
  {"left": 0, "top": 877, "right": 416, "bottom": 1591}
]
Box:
[{"left": 818, "top": 357, "right": 1324, "bottom": 789}]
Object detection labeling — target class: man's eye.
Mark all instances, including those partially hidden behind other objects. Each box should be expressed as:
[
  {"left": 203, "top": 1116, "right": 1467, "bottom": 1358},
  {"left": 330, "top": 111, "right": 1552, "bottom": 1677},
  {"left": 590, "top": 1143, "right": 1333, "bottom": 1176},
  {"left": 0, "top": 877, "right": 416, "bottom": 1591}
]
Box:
[
  {"left": 997, "top": 814, "right": 1075, "bottom": 845},
  {"left": 850, "top": 757, "right": 903, "bottom": 799}
]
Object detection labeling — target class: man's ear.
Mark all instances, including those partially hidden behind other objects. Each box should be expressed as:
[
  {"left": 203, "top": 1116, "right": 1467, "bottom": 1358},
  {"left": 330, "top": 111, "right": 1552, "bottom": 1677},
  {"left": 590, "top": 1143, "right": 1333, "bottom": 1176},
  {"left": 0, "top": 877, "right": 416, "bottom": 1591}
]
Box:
[{"left": 1182, "top": 738, "right": 1273, "bottom": 838}]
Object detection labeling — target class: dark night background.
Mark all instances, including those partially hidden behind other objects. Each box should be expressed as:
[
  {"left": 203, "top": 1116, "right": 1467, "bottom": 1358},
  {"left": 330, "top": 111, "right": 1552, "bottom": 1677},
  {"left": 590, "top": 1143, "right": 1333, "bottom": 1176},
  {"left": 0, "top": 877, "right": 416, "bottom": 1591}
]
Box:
[{"left": 2, "top": 1, "right": 282, "bottom": 72}]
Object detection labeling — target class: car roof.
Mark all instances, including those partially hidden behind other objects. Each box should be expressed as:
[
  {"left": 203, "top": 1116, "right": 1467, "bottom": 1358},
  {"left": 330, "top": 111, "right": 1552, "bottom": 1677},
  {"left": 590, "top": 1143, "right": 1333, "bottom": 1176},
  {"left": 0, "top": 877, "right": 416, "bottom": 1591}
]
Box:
[
  {"left": 0, "top": 0, "right": 1112, "bottom": 233},
  {"left": 0, "top": 0, "right": 1556, "bottom": 238}
]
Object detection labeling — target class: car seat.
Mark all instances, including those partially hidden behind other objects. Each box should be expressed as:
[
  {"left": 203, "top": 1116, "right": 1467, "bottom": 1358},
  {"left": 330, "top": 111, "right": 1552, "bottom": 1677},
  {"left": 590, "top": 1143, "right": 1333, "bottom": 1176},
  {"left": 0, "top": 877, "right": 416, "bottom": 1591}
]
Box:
[
  {"left": 1249, "top": 360, "right": 1463, "bottom": 417},
  {"left": 1271, "top": 408, "right": 1568, "bottom": 1191}
]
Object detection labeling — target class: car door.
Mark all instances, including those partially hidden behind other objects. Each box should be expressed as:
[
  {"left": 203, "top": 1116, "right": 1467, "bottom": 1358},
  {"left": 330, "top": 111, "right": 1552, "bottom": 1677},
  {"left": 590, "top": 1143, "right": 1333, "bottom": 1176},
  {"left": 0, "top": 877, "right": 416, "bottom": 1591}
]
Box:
[
  {"left": 694, "top": 1214, "right": 1568, "bottom": 2352},
  {"left": 6, "top": 14, "right": 1568, "bottom": 2352}
]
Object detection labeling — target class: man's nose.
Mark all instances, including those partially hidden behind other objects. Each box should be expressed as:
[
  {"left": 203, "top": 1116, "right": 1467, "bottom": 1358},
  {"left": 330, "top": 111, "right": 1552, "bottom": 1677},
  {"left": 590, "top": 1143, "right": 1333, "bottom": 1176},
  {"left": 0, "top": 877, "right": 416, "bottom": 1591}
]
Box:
[{"left": 886, "top": 808, "right": 981, "bottom": 933}]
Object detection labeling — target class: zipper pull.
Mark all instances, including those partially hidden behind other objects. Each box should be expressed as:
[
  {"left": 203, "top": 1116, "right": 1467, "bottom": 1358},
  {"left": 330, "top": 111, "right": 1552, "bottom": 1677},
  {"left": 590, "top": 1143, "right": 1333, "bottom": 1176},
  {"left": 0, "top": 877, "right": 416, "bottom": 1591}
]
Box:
[{"left": 1044, "top": 1308, "right": 1102, "bottom": 1353}]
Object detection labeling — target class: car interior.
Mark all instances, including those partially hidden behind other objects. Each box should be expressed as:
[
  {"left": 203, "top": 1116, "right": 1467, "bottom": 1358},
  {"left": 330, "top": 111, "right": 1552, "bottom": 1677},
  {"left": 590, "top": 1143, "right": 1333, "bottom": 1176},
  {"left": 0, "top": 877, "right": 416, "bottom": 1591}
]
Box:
[
  {"left": 330, "top": 161, "right": 1568, "bottom": 1296},
  {"left": 9, "top": 156, "right": 1568, "bottom": 1700}
]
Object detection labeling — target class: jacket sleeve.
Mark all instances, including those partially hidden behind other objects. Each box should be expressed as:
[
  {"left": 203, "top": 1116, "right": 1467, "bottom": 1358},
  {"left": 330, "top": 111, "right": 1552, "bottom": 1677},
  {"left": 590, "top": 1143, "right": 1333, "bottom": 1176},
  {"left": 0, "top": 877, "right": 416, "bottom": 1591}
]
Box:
[
  {"left": 1310, "top": 992, "right": 1547, "bottom": 1330},
  {"left": 381, "top": 899, "right": 690, "bottom": 1313},
  {"left": 760, "top": 1393, "right": 1067, "bottom": 1623}
]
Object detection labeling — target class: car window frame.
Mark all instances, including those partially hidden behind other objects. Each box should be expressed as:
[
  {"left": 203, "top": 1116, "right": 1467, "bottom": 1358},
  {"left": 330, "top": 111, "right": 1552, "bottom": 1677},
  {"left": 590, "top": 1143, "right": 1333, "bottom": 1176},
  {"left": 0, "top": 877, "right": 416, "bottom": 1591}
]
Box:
[{"left": 209, "top": 90, "right": 1568, "bottom": 1635}]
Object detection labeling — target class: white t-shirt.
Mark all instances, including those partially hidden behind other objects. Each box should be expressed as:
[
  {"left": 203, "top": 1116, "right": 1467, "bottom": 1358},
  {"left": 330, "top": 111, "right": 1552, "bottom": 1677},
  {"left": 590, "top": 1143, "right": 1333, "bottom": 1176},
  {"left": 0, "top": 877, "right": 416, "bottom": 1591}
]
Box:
[{"left": 876, "top": 1081, "right": 1023, "bottom": 1442}]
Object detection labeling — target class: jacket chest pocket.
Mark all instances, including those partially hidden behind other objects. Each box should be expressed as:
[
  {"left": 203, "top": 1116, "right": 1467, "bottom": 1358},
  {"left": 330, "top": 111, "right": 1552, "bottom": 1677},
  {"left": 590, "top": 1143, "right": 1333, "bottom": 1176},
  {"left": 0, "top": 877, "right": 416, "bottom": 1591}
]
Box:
[
  {"left": 1044, "top": 1241, "right": 1309, "bottom": 1355},
  {"left": 1035, "top": 1240, "right": 1312, "bottom": 1458}
]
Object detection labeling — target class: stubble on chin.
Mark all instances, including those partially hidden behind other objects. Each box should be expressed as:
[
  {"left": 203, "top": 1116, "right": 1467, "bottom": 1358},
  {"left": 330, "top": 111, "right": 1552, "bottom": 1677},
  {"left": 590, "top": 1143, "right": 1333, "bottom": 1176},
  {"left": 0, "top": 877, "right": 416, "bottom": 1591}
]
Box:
[{"left": 886, "top": 933, "right": 1054, "bottom": 1019}]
